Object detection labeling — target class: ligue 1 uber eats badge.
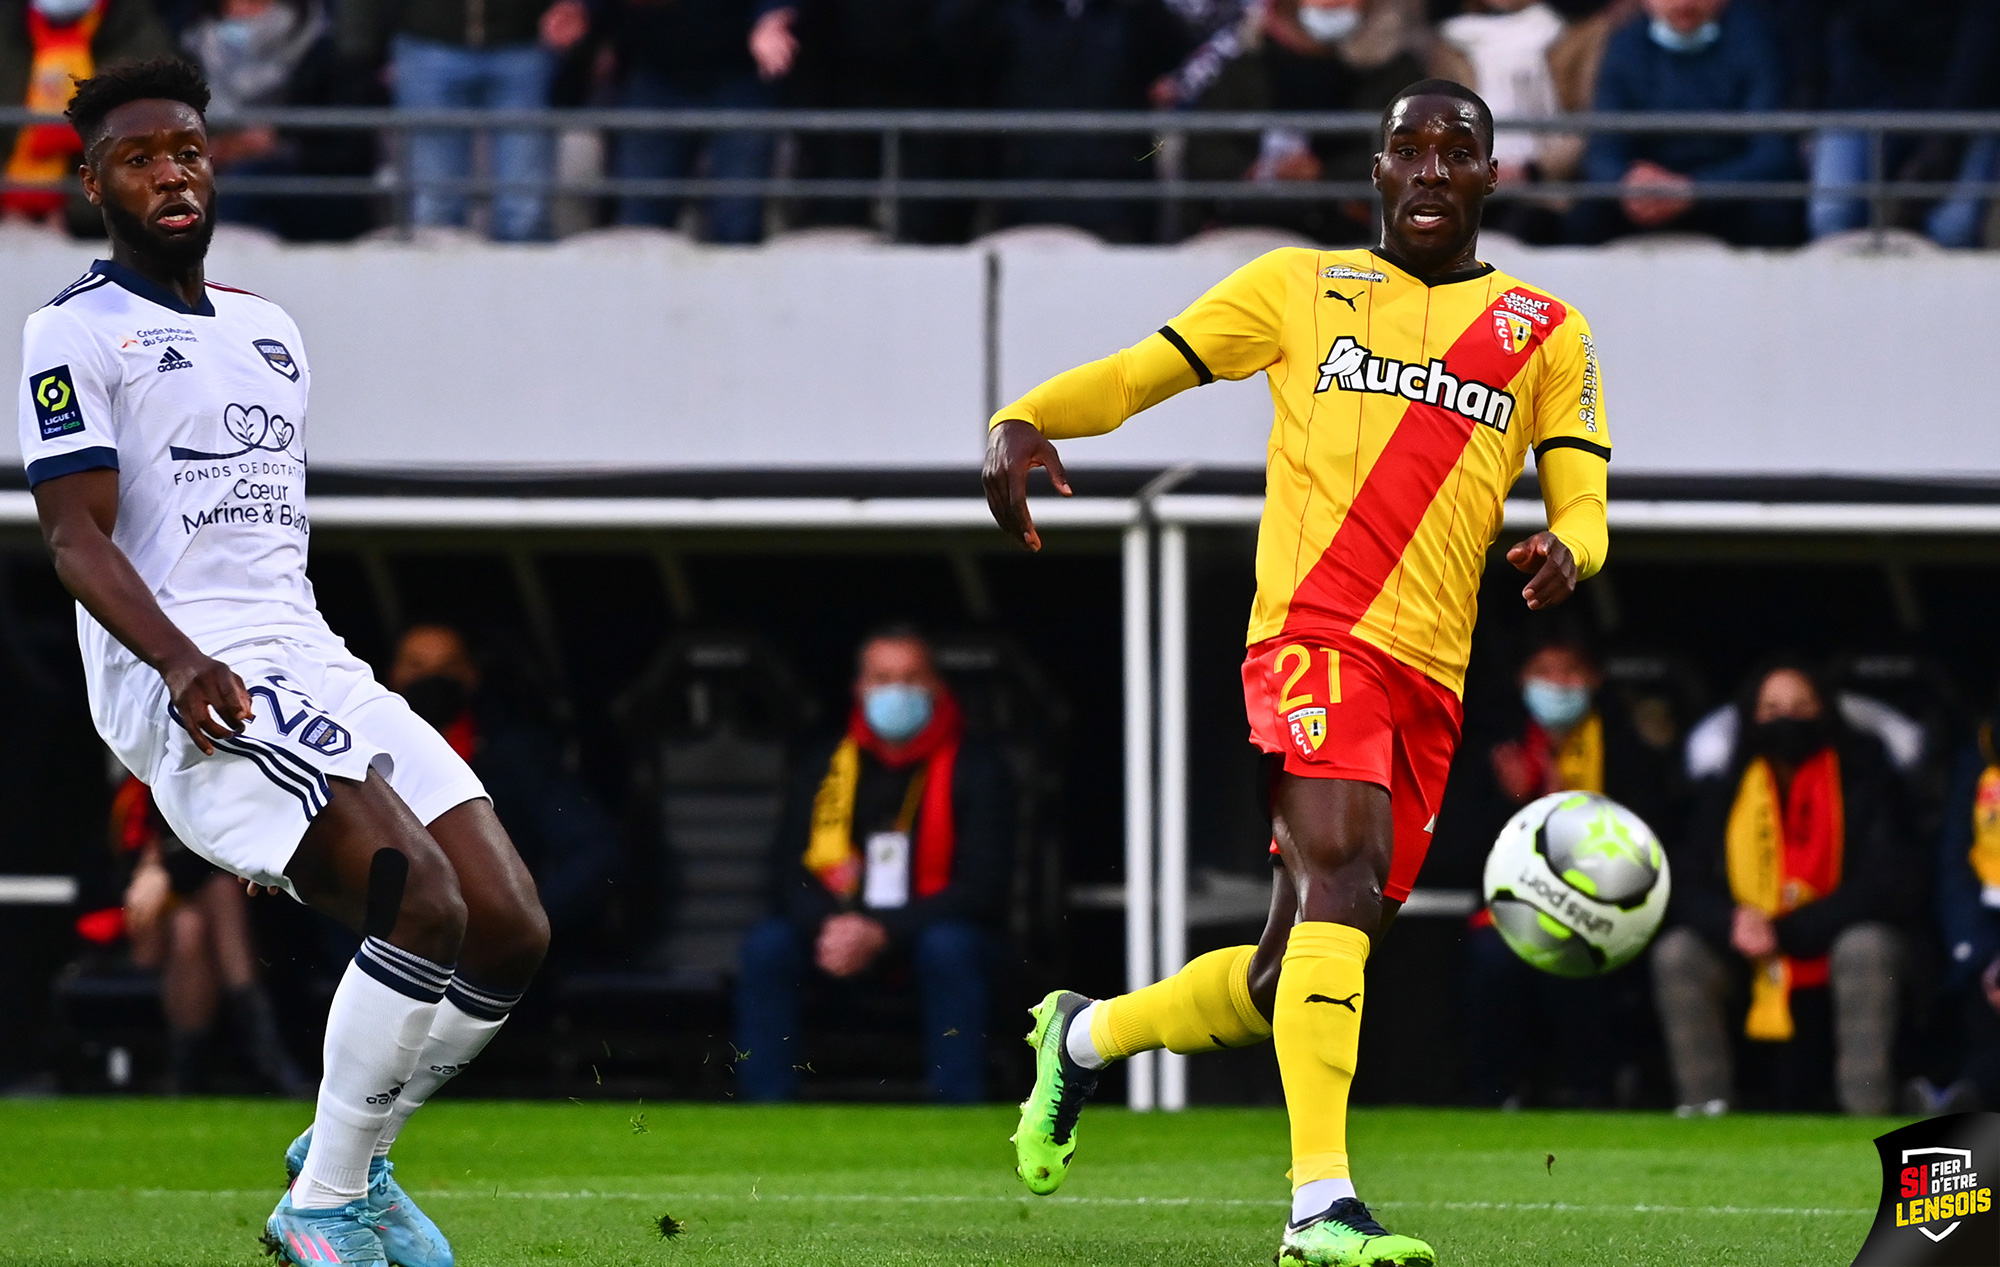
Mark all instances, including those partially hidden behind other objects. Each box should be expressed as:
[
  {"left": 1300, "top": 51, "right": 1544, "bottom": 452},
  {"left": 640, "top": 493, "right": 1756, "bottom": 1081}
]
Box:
[{"left": 1853, "top": 1113, "right": 2000, "bottom": 1266}]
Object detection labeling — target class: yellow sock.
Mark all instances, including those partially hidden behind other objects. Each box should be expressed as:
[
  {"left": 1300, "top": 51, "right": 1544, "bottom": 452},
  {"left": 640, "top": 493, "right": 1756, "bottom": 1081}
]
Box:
[
  {"left": 1091, "top": 945, "right": 1272, "bottom": 1059},
  {"left": 1273, "top": 921, "right": 1369, "bottom": 1186}
]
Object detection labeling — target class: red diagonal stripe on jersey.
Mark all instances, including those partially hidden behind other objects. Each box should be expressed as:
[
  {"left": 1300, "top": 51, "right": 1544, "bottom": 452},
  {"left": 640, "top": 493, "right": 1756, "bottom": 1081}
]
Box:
[{"left": 1282, "top": 287, "right": 1569, "bottom": 638}]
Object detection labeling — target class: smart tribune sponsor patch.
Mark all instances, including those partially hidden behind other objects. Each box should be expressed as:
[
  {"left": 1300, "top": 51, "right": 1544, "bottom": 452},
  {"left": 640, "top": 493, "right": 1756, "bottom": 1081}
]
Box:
[{"left": 1852, "top": 1112, "right": 2000, "bottom": 1265}]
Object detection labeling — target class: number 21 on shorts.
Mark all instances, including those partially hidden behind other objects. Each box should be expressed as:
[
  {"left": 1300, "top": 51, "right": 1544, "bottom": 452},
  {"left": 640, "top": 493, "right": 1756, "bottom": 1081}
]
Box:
[{"left": 1277, "top": 644, "right": 1339, "bottom": 756}]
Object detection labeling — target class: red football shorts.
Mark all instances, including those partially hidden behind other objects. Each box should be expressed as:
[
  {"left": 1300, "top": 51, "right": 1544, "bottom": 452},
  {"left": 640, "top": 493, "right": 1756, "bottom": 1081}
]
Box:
[{"left": 1243, "top": 630, "right": 1464, "bottom": 903}]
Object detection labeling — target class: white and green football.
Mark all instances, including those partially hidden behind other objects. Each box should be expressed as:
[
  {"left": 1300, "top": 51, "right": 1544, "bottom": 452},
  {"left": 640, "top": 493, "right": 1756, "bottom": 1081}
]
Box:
[{"left": 1482, "top": 791, "right": 1670, "bottom": 978}]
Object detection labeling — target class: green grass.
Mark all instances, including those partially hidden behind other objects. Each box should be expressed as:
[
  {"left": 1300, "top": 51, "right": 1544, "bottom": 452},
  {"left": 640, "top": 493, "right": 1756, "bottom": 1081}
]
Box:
[{"left": 0, "top": 1099, "right": 1893, "bottom": 1265}]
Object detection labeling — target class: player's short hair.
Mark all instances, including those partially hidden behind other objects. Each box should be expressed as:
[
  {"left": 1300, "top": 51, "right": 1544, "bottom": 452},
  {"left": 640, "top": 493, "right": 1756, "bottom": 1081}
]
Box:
[
  {"left": 1380, "top": 78, "right": 1495, "bottom": 156},
  {"left": 66, "top": 58, "right": 210, "bottom": 161}
]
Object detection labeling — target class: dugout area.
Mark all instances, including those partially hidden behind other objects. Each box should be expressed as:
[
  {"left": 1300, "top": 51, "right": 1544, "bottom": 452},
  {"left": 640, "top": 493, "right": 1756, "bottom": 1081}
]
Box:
[{"left": 4, "top": 477, "right": 2000, "bottom": 1110}]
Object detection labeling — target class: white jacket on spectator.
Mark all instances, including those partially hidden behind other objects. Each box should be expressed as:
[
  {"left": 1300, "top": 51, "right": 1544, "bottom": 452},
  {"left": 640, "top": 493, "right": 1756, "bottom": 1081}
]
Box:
[{"left": 1436, "top": 1, "right": 1563, "bottom": 172}]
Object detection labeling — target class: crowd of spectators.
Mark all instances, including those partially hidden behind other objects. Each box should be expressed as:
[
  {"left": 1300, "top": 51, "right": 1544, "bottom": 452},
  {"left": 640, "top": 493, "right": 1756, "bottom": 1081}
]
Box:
[{"left": 5, "top": 0, "right": 1999, "bottom": 245}]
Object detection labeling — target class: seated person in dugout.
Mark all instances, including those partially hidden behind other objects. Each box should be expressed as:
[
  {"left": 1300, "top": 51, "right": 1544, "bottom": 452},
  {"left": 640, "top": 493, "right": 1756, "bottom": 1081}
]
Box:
[
  {"left": 115, "top": 775, "right": 308, "bottom": 1095},
  {"left": 1652, "top": 658, "right": 1915, "bottom": 1116},
  {"left": 389, "top": 624, "right": 623, "bottom": 951},
  {"left": 1445, "top": 631, "right": 1676, "bottom": 1107},
  {"left": 1910, "top": 686, "right": 2000, "bottom": 1115},
  {"left": 735, "top": 625, "right": 1014, "bottom": 1103}
]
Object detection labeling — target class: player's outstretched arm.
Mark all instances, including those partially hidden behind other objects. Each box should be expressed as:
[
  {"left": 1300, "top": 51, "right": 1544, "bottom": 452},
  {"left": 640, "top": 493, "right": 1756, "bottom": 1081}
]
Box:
[
  {"left": 33, "top": 469, "right": 252, "bottom": 753},
  {"left": 983, "top": 419, "right": 1074, "bottom": 553}
]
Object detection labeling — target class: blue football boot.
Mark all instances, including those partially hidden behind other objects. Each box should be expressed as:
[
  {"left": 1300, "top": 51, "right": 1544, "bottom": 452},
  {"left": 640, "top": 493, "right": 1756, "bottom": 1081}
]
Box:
[
  {"left": 286, "top": 1128, "right": 454, "bottom": 1267},
  {"left": 263, "top": 1189, "right": 387, "bottom": 1265}
]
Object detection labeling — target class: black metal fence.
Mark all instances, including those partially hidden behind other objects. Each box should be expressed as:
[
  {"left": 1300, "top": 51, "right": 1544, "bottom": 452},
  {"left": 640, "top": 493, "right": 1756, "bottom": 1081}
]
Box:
[{"left": 5, "top": 107, "right": 1997, "bottom": 242}]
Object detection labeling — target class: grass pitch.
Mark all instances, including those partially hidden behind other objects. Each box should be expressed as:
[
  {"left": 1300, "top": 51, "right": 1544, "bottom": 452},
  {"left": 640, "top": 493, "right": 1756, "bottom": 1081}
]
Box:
[{"left": 2, "top": 1098, "right": 1888, "bottom": 1265}]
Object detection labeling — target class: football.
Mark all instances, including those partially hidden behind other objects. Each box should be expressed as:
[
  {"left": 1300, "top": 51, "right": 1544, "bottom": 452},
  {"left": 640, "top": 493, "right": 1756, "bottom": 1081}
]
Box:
[{"left": 1482, "top": 791, "right": 1671, "bottom": 978}]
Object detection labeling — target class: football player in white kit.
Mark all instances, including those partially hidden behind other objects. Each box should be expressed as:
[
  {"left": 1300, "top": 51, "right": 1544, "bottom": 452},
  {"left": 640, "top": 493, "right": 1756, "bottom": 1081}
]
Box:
[{"left": 19, "top": 60, "right": 549, "bottom": 1266}]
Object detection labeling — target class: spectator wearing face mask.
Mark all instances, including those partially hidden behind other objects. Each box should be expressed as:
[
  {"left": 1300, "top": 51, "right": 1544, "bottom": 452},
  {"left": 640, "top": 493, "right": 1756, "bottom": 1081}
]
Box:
[
  {"left": 735, "top": 625, "right": 1014, "bottom": 1102},
  {"left": 182, "top": 0, "right": 378, "bottom": 239},
  {"left": 2, "top": 0, "right": 170, "bottom": 227},
  {"left": 1652, "top": 659, "right": 1914, "bottom": 1116},
  {"left": 1439, "top": 635, "right": 1678, "bottom": 1106},
  {"left": 389, "top": 624, "right": 623, "bottom": 947},
  {"left": 1247, "top": 0, "right": 1426, "bottom": 241},
  {"left": 1568, "top": 0, "right": 1801, "bottom": 246}
]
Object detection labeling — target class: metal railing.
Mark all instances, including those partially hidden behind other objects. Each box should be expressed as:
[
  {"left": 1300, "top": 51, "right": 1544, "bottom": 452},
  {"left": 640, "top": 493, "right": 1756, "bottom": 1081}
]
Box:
[{"left": 5, "top": 107, "right": 1998, "bottom": 241}]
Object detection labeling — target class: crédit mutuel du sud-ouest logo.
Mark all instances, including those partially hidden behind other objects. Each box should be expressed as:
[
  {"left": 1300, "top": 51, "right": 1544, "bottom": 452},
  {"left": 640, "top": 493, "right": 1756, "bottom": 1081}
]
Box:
[{"left": 1854, "top": 1113, "right": 2000, "bottom": 1266}]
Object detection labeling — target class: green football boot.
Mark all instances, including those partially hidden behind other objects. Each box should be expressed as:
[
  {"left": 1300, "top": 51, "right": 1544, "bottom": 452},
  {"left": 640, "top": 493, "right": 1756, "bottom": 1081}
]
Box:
[
  {"left": 1011, "top": 990, "right": 1102, "bottom": 1195},
  {"left": 1276, "top": 1198, "right": 1435, "bottom": 1267}
]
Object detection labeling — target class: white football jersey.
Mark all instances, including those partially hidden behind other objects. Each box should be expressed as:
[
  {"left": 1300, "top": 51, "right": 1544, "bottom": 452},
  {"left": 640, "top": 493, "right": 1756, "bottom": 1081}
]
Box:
[{"left": 16, "top": 259, "right": 340, "bottom": 749}]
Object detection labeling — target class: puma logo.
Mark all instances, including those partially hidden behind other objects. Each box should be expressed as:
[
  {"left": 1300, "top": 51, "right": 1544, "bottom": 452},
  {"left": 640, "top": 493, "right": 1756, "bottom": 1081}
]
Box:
[
  {"left": 1306, "top": 992, "right": 1361, "bottom": 1012},
  {"left": 1323, "top": 289, "right": 1359, "bottom": 310}
]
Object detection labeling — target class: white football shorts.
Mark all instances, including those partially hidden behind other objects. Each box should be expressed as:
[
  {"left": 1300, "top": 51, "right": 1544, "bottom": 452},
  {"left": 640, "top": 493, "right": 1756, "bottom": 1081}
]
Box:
[{"left": 107, "top": 637, "right": 487, "bottom": 896}]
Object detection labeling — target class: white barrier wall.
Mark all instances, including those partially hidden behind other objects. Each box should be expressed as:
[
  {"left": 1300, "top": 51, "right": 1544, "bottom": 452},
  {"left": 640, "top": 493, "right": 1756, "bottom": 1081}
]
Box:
[{"left": 4, "top": 223, "right": 1997, "bottom": 479}]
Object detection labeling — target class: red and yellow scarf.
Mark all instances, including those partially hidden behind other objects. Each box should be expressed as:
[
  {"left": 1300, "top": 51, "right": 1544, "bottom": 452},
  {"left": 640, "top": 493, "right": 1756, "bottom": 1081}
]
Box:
[
  {"left": 3, "top": 1, "right": 103, "bottom": 218},
  {"left": 804, "top": 691, "right": 962, "bottom": 902},
  {"left": 1727, "top": 748, "right": 1844, "bottom": 1042}
]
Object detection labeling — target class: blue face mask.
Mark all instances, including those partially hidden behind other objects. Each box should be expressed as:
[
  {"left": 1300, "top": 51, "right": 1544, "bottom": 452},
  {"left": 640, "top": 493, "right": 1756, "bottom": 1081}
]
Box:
[
  {"left": 863, "top": 684, "right": 933, "bottom": 743},
  {"left": 29, "top": 0, "right": 96, "bottom": 22},
  {"left": 1523, "top": 679, "right": 1592, "bottom": 732},
  {"left": 1648, "top": 17, "right": 1720, "bottom": 53}
]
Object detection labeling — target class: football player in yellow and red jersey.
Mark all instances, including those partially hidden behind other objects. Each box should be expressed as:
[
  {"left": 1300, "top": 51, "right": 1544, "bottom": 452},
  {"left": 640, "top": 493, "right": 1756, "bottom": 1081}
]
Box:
[{"left": 990, "top": 80, "right": 1608, "bottom": 1267}]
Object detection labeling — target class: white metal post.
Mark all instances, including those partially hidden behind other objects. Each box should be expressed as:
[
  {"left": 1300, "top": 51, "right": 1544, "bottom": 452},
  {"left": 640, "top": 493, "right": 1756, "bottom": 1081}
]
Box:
[
  {"left": 1156, "top": 524, "right": 1190, "bottom": 1110},
  {"left": 1121, "top": 522, "right": 1158, "bottom": 1110}
]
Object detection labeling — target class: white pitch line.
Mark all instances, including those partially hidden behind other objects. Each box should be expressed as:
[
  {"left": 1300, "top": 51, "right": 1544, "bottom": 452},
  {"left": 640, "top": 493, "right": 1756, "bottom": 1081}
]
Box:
[{"left": 31, "top": 1190, "right": 1869, "bottom": 1217}]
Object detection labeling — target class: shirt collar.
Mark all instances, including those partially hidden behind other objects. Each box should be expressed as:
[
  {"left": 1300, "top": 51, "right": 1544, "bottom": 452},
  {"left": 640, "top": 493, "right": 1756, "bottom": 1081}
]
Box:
[
  {"left": 1370, "top": 246, "right": 1495, "bottom": 289},
  {"left": 91, "top": 258, "right": 216, "bottom": 318}
]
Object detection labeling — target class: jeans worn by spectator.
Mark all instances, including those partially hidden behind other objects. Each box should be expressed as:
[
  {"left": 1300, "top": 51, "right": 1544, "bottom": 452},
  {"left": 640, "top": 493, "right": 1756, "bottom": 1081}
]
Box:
[
  {"left": 613, "top": 70, "right": 773, "bottom": 244},
  {"left": 394, "top": 34, "right": 555, "bottom": 241},
  {"left": 1810, "top": 131, "right": 2000, "bottom": 248},
  {"left": 734, "top": 915, "right": 991, "bottom": 1102}
]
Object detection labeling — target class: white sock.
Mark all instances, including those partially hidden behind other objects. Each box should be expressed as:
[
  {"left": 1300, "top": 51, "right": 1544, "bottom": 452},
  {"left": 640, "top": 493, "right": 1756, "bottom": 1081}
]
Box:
[
  {"left": 1291, "top": 1177, "right": 1357, "bottom": 1224},
  {"left": 291, "top": 937, "right": 450, "bottom": 1209},
  {"left": 374, "top": 977, "right": 522, "bottom": 1159},
  {"left": 1066, "top": 1001, "right": 1108, "bottom": 1071}
]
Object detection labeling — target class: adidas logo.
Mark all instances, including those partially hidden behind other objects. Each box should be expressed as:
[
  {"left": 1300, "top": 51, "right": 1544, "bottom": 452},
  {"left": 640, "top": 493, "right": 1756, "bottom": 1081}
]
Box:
[{"left": 156, "top": 347, "right": 192, "bottom": 373}]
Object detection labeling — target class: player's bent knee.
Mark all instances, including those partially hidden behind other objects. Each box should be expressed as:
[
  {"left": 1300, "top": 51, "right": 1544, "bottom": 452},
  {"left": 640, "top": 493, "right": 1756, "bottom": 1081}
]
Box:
[
  {"left": 394, "top": 851, "right": 469, "bottom": 962},
  {"left": 489, "top": 897, "right": 552, "bottom": 982}
]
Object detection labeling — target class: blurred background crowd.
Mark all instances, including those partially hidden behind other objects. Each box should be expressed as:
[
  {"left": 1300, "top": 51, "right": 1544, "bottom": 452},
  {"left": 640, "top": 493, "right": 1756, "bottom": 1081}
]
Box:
[{"left": 5, "top": 0, "right": 2000, "bottom": 245}]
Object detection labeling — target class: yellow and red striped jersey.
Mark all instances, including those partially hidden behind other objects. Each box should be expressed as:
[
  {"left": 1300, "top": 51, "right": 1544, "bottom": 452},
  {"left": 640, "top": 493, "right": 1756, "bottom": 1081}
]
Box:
[{"left": 993, "top": 246, "right": 1610, "bottom": 697}]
